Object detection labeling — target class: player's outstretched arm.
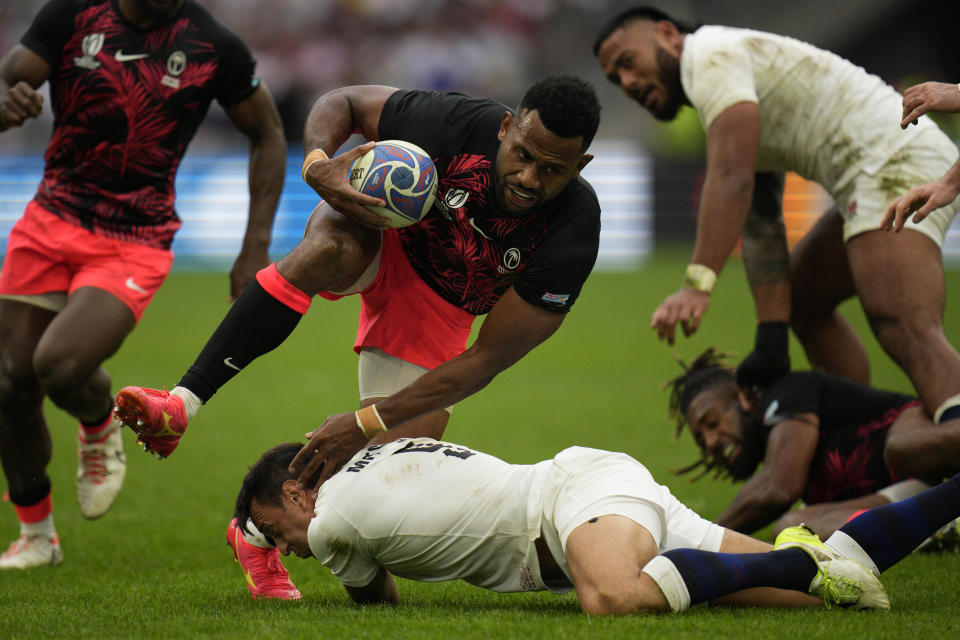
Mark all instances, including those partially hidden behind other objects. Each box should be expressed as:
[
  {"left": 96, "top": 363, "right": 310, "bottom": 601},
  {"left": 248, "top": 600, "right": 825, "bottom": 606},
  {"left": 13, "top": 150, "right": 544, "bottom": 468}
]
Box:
[
  {"left": 715, "top": 416, "right": 818, "bottom": 534},
  {"left": 301, "top": 85, "right": 400, "bottom": 228},
  {"left": 0, "top": 45, "right": 50, "bottom": 132},
  {"left": 651, "top": 102, "right": 761, "bottom": 344},
  {"left": 900, "top": 81, "right": 960, "bottom": 128},
  {"left": 343, "top": 567, "right": 399, "bottom": 605},
  {"left": 290, "top": 288, "right": 565, "bottom": 487},
  {"left": 881, "top": 158, "right": 960, "bottom": 232},
  {"left": 225, "top": 82, "right": 287, "bottom": 299}
]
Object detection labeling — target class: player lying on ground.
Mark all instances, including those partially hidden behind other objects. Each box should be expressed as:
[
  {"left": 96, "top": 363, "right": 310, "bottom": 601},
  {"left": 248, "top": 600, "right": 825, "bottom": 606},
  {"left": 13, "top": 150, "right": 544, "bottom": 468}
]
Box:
[
  {"left": 235, "top": 437, "right": 960, "bottom": 613},
  {"left": 112, "top": 76, "right": 602, "bottom": 599},
  {"left": 593, "top": 7, "right": 960, "bottom": 430},
  {"left": 664, "top": 349, "right": 960, "bottom": 540}
]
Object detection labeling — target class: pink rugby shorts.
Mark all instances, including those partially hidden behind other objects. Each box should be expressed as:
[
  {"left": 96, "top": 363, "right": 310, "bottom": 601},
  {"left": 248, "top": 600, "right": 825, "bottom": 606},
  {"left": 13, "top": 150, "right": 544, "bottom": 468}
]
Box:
[
  {"left": 0, "top": 201, "right": 173, "bottom": 321},
  {"left": 320, "top": 229, "right": 474, "bottom": 370}
]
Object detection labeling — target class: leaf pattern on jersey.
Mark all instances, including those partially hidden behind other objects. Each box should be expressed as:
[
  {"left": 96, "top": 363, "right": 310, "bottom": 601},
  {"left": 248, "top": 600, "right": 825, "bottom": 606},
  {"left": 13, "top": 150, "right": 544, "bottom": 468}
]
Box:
[
  {"left": 802, "top": 403, "right": 916, "bottom": 504},
  {"left": 398, "top": 153, "right": 550, "bottom": 315},
  {"left": 33, "top": 1, "right": 241, "bottom": 249}
]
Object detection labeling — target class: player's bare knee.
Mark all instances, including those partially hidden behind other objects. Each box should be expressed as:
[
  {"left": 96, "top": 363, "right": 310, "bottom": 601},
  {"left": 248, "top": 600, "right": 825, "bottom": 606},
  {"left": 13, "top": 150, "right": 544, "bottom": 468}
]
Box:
[
  {"left": 576, "top": 583, "right": 664, "bottom": 616},
  {"left": 32, "top": 348, "right": 89, "bottom": 401}
]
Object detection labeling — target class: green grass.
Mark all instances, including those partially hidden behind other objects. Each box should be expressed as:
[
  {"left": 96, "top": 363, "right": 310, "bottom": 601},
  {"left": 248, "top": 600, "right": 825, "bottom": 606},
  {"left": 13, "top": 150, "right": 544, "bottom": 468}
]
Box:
[{"left": 2, "top": 248, "right": 960, "bottom": 639}]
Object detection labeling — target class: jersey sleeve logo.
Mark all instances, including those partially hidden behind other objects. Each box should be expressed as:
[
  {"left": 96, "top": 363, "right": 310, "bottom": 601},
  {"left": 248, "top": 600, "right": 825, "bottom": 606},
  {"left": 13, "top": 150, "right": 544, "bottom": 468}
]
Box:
[
  {"left": 540, "top": 292, "right": 570, "bottom": 306},
  {"left": 763, "top": 399, "right": 780, "bottom": 426},
  {"left": 74, "top": 33, "right": 105, "bottom": 70}
]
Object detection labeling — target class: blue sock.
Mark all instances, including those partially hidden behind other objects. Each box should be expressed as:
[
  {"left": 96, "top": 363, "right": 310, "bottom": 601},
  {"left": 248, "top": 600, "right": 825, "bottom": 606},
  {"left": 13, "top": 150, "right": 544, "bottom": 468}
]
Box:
[
  {"left": 837, "top": 472, "right": 960, "bottom": 573},
  {"left": 660, "top": 547, "right": 816, "bottom": 605}
]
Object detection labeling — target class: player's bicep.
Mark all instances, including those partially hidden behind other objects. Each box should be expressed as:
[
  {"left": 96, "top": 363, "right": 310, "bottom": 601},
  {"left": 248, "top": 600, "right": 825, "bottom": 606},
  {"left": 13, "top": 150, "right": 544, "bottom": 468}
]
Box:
[
  {"left": 343, "top": 566, "right": 398, "bottom": 605},
  {"left": 473, "top": 288, "right": 565, "bottom": 371},
  {"left": 705, "top": 101, "right": 762, "bottom": 178},
  {"left": 224, "top": 83, "right": 283, "bottom": 141},
  {"left": 763, "top": 416, "right": 819, "bottom": 497},
  {"left": 341, "top": 85, "right": 399, "bottom": 141},
  {"left": 0, "top": 44, "right": 51, "bottom": 89}
]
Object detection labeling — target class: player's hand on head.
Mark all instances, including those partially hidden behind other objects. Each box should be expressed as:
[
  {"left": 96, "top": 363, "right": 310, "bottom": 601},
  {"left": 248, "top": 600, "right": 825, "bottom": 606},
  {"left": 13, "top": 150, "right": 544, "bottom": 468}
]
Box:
[
  {"left": 900, "top": 81, "right": 960, "bottom": 128},
  {"left": 881, "top": 179, "right": 960, "bottom": 232},
  {"left": 0, "top": 81, "right": 44, "bottom": 128},
  {"left": 301, "top": 142, "right": 391, "bottom": 229},
  {"left": 650, "top": 288, "right": 710, "bottom": 345},
  {"left": 289, "top": 411, "right": 368, "bottom": 489}
]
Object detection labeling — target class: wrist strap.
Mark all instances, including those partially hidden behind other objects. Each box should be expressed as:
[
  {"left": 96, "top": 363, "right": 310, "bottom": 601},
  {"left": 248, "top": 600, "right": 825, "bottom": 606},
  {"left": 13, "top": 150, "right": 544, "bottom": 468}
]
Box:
[
  {"left": 683, "top": 263, "right": 718, "bottom": 294},
  {"left": 355, "top": 405, "right": 388, "bottom": 440},
  {"left": 755, "top": 321, "right": 789, "bottom": 351},
  {"left": 301, "top": 148, "right": 329, "bottom": 181}
]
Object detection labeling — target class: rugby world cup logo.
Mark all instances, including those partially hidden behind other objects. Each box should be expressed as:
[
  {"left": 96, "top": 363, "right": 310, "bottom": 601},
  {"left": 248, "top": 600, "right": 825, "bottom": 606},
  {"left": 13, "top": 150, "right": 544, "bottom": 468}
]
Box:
[{"left": 74, "top": 33, "right": 104, "bottom": 69}]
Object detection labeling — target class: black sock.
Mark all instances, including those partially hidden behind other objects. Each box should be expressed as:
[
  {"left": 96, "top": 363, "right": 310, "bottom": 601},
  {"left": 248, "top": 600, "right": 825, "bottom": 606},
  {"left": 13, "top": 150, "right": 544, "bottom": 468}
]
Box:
[
  {"left": 178, "top": 279, "right": 305, "bottom": 402},
  {"left": 837, "top": 472, "right": 960, "bottom": 573},
  {"left": 660, "top": 547, "right": 817, "bottom": 605}
]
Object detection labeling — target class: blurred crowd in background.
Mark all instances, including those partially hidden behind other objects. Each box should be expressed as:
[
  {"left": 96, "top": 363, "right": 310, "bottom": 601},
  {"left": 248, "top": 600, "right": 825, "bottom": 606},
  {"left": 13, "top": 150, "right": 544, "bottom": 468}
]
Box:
[{"left": 1, "top": 0, "right": 956, "bottom": 154}]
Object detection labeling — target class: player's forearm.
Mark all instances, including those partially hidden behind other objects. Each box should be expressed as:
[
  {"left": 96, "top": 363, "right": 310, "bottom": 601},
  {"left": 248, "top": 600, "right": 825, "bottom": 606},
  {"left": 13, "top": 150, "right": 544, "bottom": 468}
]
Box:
[
  {"left": 716, "top": 476, "right": 798, "bottom": 533},
  {"left": 689, "top": 170, "right": 755, "bottom": 275},
  {"left": 241, "top": 126, "right": 286, "bottom": 252},
  {"left": 741, "top": 213, "right": 791, "bottom": 323},
  {"left": 374, "top": 345, "right": 506, "bottom": 429}
]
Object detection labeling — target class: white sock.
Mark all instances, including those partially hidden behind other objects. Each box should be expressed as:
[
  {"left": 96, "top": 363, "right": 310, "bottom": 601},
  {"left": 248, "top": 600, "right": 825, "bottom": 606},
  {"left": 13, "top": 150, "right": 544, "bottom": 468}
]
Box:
[
  {"left": 824, "top": 530, "right": 879, "bottom": 577},
  {"left": 171, "top": 386, "right": 203, "bottom": 421},
  {"left": 641, "top": 555, "right": 691, "bottom": 612},
  {"left": 21, "top": 514, "right": 56, "bottom": 539},
  {"left": 242, "top": 518, "right": 274, "bottom": 549}
]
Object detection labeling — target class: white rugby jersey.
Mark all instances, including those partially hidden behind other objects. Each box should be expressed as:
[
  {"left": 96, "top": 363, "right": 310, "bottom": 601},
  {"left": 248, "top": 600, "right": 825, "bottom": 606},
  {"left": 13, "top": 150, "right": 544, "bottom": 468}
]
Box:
[
  {"left": 307, "top": 438, "right": 552, "bottom": 591},
  {"left": 680, "top": 26, "right": 943, "bottom": 194}
]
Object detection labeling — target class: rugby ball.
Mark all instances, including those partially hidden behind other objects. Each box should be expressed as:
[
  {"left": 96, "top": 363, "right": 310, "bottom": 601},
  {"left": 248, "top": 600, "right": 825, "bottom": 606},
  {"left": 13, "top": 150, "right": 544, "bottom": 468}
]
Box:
[{"left": 349, "top": 140, "right": 438, "bottom": 227}]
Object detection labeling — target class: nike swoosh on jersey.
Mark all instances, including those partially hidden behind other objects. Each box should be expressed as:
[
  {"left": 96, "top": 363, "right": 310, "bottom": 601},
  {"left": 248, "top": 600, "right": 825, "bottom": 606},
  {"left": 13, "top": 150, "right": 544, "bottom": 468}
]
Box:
[
  {"left": 125, "top": 278, "right": 148, "bottom": 294},
  {"left": 469, "top": 217, "right": 493, "bottom": 240},
  {"left": 224, "top": 357, "right": 242, "bottom": 372},
  {"left": 115, "top": 50, "right": 149, "bottom": 62}
]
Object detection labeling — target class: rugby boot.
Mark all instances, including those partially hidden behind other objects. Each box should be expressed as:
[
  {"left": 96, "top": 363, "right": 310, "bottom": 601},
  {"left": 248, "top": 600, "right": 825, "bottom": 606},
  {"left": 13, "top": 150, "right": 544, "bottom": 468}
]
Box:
[
  {"left": 76, "top": 417, "right": 126, "bottom": 518},
  {"left": 113, "top": 386, "right": 188, "bottom": 458},
  {"left": 226, "top": 518, "right": 302, "bottom": 600},
  {"left": 775, "top": 524, "right": 889, "bottom": 610},
  {"left": 0, "top": 534, "right": 63, "bottom": 569}
]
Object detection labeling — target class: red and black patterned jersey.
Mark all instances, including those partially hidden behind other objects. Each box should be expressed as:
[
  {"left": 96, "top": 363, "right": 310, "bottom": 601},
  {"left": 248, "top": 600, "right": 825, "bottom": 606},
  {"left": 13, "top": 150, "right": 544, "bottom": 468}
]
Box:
[
  {"left": 20, "top": 0, "right": 259, "bottom": 249},
  {"left": 760, "top": 372, "right": 919, "bottom": 504},
  {"left": 378, "top": 90, "right": 601, "bottom": 316}
]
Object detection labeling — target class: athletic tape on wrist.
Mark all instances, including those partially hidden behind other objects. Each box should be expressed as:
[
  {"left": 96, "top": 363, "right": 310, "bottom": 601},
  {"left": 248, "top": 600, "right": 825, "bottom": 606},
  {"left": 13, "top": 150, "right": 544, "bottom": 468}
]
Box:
[
  {"left": 683, "top": 263, "right": 718, "bottom": 294},
  {"left": 301, "top": 148, "right": 329, "bottom": 181},
  {"left": 355, "top": 405, "right": 388, "bottom": 440}
]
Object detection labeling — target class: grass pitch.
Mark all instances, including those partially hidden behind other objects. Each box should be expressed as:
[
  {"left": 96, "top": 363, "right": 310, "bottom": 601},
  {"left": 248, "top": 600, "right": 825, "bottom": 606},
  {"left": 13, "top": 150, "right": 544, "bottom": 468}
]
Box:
[{"left": 1, "top": 248, "right": 959, "bottom": 639}]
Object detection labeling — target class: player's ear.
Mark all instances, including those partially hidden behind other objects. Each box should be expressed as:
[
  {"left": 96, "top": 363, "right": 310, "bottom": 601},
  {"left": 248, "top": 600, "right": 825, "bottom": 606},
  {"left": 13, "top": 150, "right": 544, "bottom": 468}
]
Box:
[
  {"left": 498, "top": 111, "right": 514, "bottom": 141},
  {"left": 576, "top": 153, "right": 594, "bottom": 173},
  {"left": 736, "top": 389, "right": 754, "bottom": 412},
  {"left": 281, "top": 479, "right": 301, "bottom": 503}
]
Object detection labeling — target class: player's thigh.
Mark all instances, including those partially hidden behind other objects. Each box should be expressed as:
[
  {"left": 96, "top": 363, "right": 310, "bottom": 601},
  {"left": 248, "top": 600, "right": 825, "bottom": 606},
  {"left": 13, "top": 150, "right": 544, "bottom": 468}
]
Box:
[
  {"left": 846, "top": 228, "right": 945, "bottom": 327},
  {"left": 0, "top": 298, "right": 56, "bottom": 384},
  {"left": 33, "top": 286, "right": 135, "bottom": 380},
  {"left": 279, "top": 202, "right": 382, "bottom": 292},
  {"left": 565, "top": 514, "right": 668, "bottom": 615},
  {"left": 789, "top": 206, "right": 855, "bottom": 321}
]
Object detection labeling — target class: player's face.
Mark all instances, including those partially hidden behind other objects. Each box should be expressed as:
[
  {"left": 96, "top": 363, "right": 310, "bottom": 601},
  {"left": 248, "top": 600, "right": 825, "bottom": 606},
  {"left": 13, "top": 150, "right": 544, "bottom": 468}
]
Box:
[
  {"left": 126, "top": 0, "right": 184, "bottom": 22},
  {"left": 250, "top": 490, "right": 315, "bottom": 559},
  {"left": 686, "top": 386, "right": 763, "bottom": 480},
  {"left": 493, "top": 109, "right": 592, "bottom": 217},
  {"left": 596, "top": 20, "right": 687, "bottom": 121}
]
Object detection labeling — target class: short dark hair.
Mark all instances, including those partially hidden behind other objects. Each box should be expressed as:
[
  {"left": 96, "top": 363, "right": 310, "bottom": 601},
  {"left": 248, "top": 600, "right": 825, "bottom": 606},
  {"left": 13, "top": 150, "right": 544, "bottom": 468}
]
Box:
[
  {"left": 592, "top": 6, "right": 697, "bottom": 56},
  {"left": 234, "top": 443, "right": 303, "bottom": 537},
  {"left": 661, "top": 348, "right": 738, "bottom": 480},
  {"left": 517, "top": 75, "right": 601, "bottom": 150}
]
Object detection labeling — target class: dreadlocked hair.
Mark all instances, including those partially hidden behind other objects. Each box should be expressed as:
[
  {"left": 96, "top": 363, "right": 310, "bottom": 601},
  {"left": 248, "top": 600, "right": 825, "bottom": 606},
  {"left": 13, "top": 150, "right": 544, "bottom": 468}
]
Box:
[{"left": 661, "top": 347, "right": 738, "bottom": 481}]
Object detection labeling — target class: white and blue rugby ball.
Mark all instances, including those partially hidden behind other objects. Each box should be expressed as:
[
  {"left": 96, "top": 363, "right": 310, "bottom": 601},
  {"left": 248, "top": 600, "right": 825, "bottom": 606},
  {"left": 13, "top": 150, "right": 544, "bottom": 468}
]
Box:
[{"left": 349, "top": 140, "right": 438, "bottom": 228}]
